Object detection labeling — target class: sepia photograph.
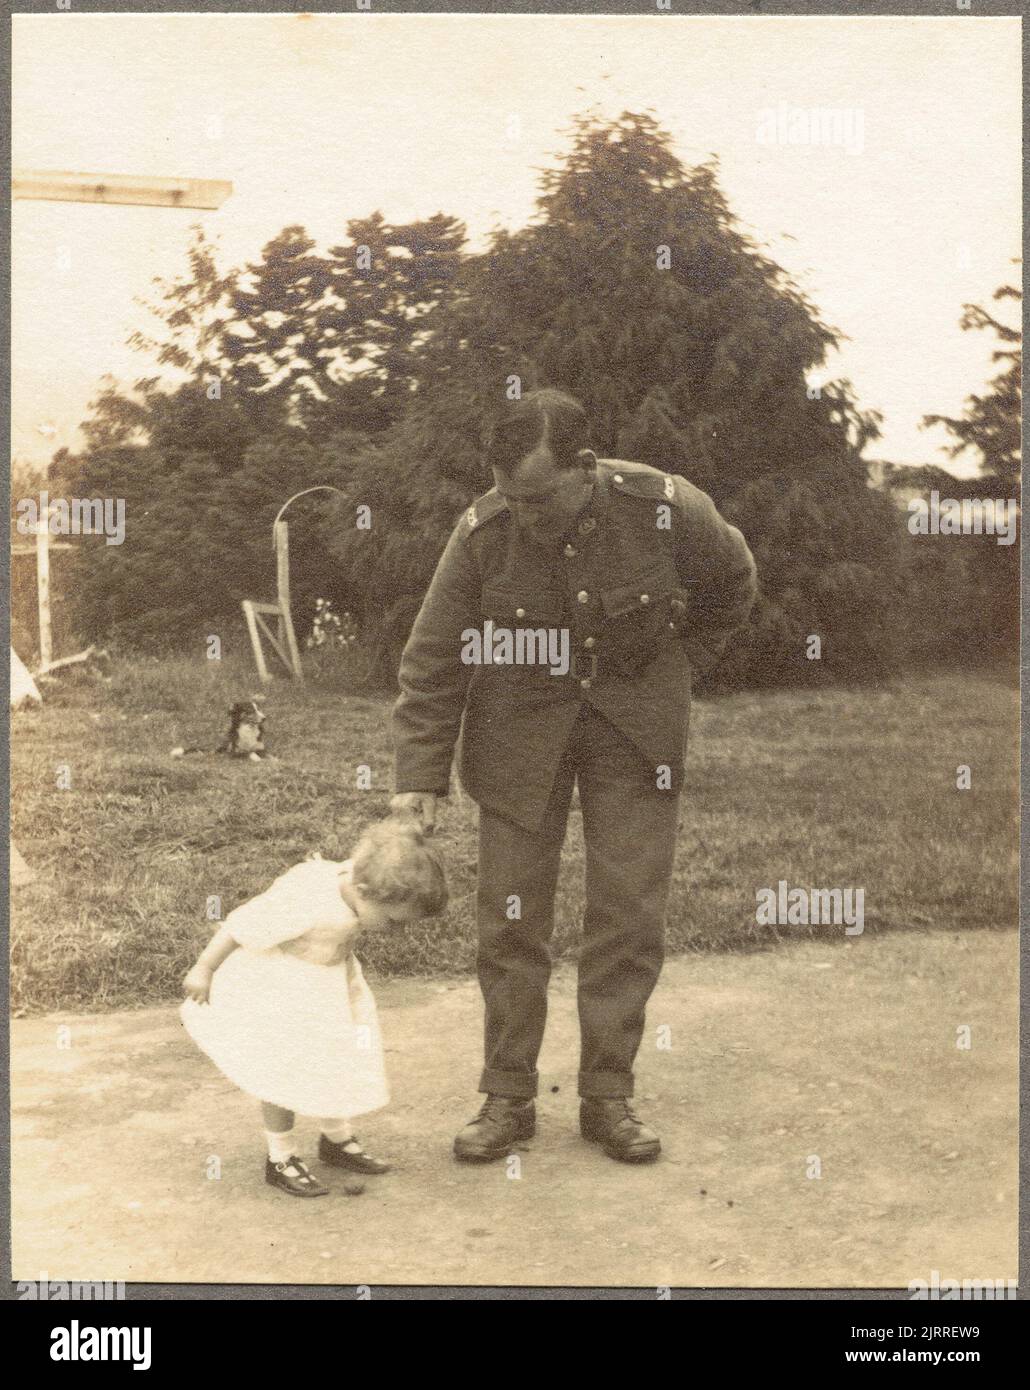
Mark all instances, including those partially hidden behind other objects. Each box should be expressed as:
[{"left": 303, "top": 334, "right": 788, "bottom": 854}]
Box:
[{"left": 7, "top": 2, "right": 1022, "bottom": 1304}]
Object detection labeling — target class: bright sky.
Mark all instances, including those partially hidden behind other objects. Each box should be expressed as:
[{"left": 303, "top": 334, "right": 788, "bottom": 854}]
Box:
[{"left": 11, "top": 12, "right": 1022, "bottom": 478}]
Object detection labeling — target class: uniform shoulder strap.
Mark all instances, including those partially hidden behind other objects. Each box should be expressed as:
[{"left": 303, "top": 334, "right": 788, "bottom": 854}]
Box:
[
  {"left": 461, "top": 486, "right": 509, "bottom": 536},
  {"left": 601, "top": 459, "right": 683, "bottom": 507}
]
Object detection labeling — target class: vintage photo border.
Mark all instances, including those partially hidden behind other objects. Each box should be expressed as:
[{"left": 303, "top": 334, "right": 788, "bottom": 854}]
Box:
[{"left": 2, "top": 0, "right": 1025, "bottom": 1302}]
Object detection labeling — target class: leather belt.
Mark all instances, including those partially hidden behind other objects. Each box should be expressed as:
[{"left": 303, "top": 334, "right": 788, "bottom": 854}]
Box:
[{"left": 568, "top": 639, "right": 677, "bottom": 683}]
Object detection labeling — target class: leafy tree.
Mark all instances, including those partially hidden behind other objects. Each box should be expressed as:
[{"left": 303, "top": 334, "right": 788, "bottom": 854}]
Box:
[
  {"left": 330, "top": 111, "right": 892, "bottom": 688},
  {"left": 923, "top": 281, "right": 1021, "bottom": 489},
  {"left": 57, "top": 212, "right": 466, "bottom": 651},
  {"left": 53, "top": 426, "right": 376, "bottom": 655},
  {"left": 213, "top": 214, "right": 465, "bottom": 433},
  {"left": 63, "top": 109, "right": 988, "bottom": 687},
  {"left": 306, "top": 212, "right": 466, "bottom": 433},
  {"left": 918, "top": 280, "right": 1021, "bottom": 660}
]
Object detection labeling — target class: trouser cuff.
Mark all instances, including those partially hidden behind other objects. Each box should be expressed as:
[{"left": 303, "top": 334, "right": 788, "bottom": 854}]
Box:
[
  {"left": 578, "top": 1071, "right": 634, "bottom": 1099},
  {"left": 479, "top": 1068, "right": 538, "bottom": 1099}
]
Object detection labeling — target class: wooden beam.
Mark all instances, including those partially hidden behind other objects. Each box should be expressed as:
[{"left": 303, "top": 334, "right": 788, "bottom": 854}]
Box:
[
  {"left": 254, "top": 610, "right": 293, "bottom": 673},
  {"left": 13, "top": 170, "right": 233, "bottom": 210},
  {"left": 241, "top": 602, "right": 271, "bottom": 684},
  {"left": 37, "top": 645, "right": 97, "bottom": 677},
  {"left": 242, "top": 596, "right": 303, "bottom": 682}
]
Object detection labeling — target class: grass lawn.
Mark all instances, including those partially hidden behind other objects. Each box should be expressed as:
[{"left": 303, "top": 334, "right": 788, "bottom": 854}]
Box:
[{"left": 10, "top": 657, "right": 1018, "bottom": 1013}]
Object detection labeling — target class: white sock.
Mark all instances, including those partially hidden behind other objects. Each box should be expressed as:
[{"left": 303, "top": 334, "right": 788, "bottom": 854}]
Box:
[
  {"left": 265, "top": 1129, "right": 297, "bottom": 1165},
  {"left": 321, "top": 1119, "right": 357, "bottom": 1148}
]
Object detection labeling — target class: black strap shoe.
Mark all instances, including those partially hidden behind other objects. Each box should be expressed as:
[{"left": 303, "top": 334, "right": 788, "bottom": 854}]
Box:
[
  {"left": 265, "top": 1156, "right": 330, "bottom": 1197},
  {"left": 318, "top": 1134, "right": 391, "bottom": 1175},
  {"left": 453, "top": 1095, "right": 536, "bottom": 1162},
  {"left": 580, "top": 1099, "right": 661, "bottom": 1163}
]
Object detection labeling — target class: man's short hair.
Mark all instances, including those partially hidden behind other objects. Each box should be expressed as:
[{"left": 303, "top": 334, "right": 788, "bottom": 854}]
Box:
[{"left": 486, "top": 388, "right": 591, "bottom": 477}]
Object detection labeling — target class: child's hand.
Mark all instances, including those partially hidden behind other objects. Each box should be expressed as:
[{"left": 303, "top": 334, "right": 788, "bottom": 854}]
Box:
[{"left": 183, "top": 963, "right": 213, "bottom": 1003}]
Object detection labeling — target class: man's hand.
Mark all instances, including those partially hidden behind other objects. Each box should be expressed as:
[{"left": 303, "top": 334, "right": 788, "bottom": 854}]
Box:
[
  {"left": 389, "top": 792, "right": 439, "bottom": 835},
  {"left": 183, "top": 963, "right": 214, "bottom": 1004}
]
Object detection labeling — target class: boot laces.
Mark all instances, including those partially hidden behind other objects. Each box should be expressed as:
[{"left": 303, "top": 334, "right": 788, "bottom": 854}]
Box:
[
  {"left": 477, "top": 1095, "right": 526, "bottom": 1123},
  {"left": 591, "top": 1099, "right": 641, "bottom": 1125}
]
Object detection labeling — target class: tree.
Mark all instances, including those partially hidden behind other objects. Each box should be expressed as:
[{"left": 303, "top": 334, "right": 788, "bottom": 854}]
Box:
[
  {"left": 58, "top": 109, "right": 915, "bottom": 687},
  {"left": 54, "top": 426, "right": 374, "bottom": 653},
  {"left": 330, "top": 110, "right": 893, "bottom": 689},
  {"left": 917, "top": 279, "right": 1022, "bottom": 660},
  {"left": 57, "top": 213, "right": 467, "bottom": 651},
  {"left": 923, "top": 281, "right": 1021, "bottom": 489},
  {"left": 219, "top": 213, "right": 466, "bottom": 435}
]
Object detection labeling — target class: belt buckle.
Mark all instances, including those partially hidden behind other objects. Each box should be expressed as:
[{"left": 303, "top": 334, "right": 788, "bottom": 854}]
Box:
[{"left": 571, "top": 650, "right": 598, "bottom": 681}]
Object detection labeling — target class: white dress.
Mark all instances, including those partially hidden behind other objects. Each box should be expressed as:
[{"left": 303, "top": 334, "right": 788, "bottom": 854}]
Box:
[{"left": 180, "top": 858, "right": 389, "bottom": 1118}]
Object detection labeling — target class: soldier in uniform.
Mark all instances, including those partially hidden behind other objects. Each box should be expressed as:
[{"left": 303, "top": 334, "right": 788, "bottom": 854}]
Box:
[{"left": 390, "top": 389, "right": 757, "bottom": 1163}]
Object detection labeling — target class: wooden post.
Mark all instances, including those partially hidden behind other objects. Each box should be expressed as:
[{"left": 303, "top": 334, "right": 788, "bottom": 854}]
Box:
[
  {"left": 12, "top": 170, "right": 232, "bottom": 671},
  {"left": 36, "top": 518, "right": 52, "bottom": 672},
  {"left": 12, "top": 534, "right": 78, "bottom": 674},
  {"left": 275, "top": 519, "right": 290, "bottom": 622},
  {"left": 274, "top": 521, "right": 304, "bottom": 679}
]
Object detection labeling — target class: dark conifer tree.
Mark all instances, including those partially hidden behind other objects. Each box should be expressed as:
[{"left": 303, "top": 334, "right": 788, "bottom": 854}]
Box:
[{"left": 331, "top": 112, "right": 896, "bottom": 688}]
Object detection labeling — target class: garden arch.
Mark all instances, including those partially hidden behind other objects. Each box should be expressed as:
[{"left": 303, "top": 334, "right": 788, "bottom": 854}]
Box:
[{"left": 242, "top": 486, "right": 345, "bottom": 681}]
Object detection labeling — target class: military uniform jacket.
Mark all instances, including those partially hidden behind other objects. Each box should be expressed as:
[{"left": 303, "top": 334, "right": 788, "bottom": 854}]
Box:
[{"left": 393, "top": 459, "right": 757, "bottom": 832}]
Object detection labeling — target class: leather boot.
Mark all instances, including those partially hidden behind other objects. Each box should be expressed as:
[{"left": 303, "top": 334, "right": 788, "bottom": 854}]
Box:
[
  {"left": 580, "top": 1099, "right": 661, "bottom": 1163},
  {"left": 453, "top": 1095, "right": 536, "bottom": 1162}
]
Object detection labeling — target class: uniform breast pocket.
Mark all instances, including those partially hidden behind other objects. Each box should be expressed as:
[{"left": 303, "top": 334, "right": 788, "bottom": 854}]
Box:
[
  {"left": 600, "top": 565, "right": 676, "bottom": 621},
  {"left": 480, "top": 587, "right": 565, "bottom": 627},
  {"left": 476, "top": 588, "right": 568, "bottom": 680},
  {"left": 600, "top": 564, "right": 678, "bottom": 669}
]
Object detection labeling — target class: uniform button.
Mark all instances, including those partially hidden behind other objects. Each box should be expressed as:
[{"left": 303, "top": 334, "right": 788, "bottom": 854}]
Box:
[
  {"left": 564, "top": 544, "right": 577, "bottom": 558},
  {"left": 515, "top": 607, "right": 525, "bottom": 618},
  {"left": 613, "top": 473, "right": 623, "bottom": 483},
  {"left": 577, "top": 590, "right": 589, "bottom": 604},
  {"left": 580, "top": 678, "right": 592, "bottom": 690},
  {"left": 640, "top": 593, "right": 650, "bottom": 605},
  {"left": 583, "top": 637, "right": 596, "bottom": 649}
]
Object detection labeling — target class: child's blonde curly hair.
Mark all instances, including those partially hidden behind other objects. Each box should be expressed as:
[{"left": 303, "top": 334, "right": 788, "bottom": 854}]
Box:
[{"left": 351, "top": 816, "right": 448, "bottom": 918}]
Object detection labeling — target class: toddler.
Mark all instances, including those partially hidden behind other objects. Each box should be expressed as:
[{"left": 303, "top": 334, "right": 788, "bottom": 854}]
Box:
[{"left": 181, "top": 818, "right": 447, "bottom": 1196}]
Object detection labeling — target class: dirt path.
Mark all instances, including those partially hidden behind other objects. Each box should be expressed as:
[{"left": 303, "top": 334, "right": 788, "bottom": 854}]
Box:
[{"left": 12, "top": 931, "right": 1017, "bottom": 1289}]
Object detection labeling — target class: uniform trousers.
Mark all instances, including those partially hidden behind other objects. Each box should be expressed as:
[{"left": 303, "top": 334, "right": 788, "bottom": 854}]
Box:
[{"left": 476, "top": 700, "right": 682, "bottom": 1100}]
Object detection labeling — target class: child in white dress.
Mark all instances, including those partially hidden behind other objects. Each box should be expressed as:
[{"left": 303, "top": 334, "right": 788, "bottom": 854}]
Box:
[{"left": 181, "top": 818, "right": 447, "bottom": 1197}]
